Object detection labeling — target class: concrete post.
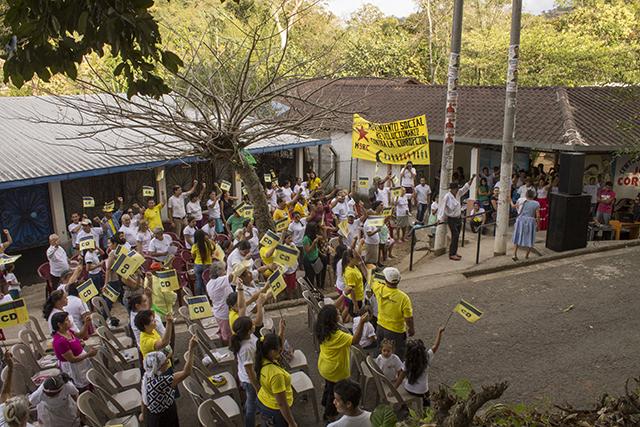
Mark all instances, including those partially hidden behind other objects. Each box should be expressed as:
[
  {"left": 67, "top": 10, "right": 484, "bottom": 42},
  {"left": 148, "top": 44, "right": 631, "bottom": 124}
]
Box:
[
  {"left": 48, "top": 181, "right": 69, "bottom": 245},
  {"left": 233, "top": 171, "right": 243, "bottom": 200},
  {"left": 494, "top": 0, "right": 522, "bottom": 256},
  {"left": 470, "top": 147, "right": 480, "bottom": 200},
  {"left": 155, "top": 167, "right": 168, "bottom": 220},
  {"left": 434, "top": 0, "right": 465, "bottom": 255},
  {"left": 295, "top": 148, "right": 304, "bottom": 180}
]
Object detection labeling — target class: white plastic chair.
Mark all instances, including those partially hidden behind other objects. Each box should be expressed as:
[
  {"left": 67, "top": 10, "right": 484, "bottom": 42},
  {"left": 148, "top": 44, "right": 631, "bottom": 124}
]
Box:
[
  {"left": 193, "top": 392, "right": 243, "bottom": 427},
  {"left": 27, "top": 315, "right": 49, "bottom": 343},
  {"left": 290, "top": 371, "right": 320, "bottom": 421},
  {"left": 91, "top": 352, "right": 141, "bottom": 390},
  {"left": 351, "top": 346, "right": 376, "bottom": 409},
  {"left": 92, "top": 314, "right": 133, "bottom": 348},
  {"left": 86, "top": 369, "right": 142, "bottom": 416},
  {"left": 188, "top": 323, "right": 221, "bottom": 349},
  {"left": 96, "top": 327, "right": 140, "bottom": 369},
  {"left": 188, "top": 327, "right": 235, "bottom": 374},
  {"left": 188, "top": 358, "right": 240, "bottom": 403},
  {"left": 18, "top": 329, "right": 57, "bottom": 369},
  {"left": 1, "top": 362, "right": 36, "bottom": 394},
  {"left": 365, "top": 355, "right": 422, "bottom": 413},
  {"left": 77, "top": 390, "right": 140, "bottom": 427},
  {"left": 10, "top": 343, "right": 60, "bottom": 382}
]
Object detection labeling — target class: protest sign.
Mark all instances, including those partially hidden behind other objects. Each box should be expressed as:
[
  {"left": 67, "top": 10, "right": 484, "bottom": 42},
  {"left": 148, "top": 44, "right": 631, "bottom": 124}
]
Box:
[
  {"left": 102, "top": 284, "right": 120, "bottom": 303},
  {"left": 82, "top": 197, "right": 95, "bottom": 208},
  {"left": 219, "top": 180, "right": 232, "bottom": 192},
  {"left": 358, "top": 177, "right": 369, "bottom": 188},
  {"left": 273, "top": 244, "right": 298, "bottom": 269},
  {"left": 267, "top": 268, "right": 287, "bottom": 298},
  {"left": 142, "top": 186, "right": 155, "bottom": 197},
  {"left": 0, "top": 299, "right": 29, "bottom": 328},
  {"left": 453, "top": 300, "right": 483, "bottom": 323},
  {"left": 78, "top": 236, "right": 96, "bottom": 251},
  {"left": 187, "top": 296, "right": 213, "bottom": 320},
  {"left": 260, "top": 230, "right": 280, "bottom": 249},
  {"left": 77, "top": 279, "right": 99, "bottom": 303},
  {"left": 153, "top": 269, "right": 180, "bottom": 292}
]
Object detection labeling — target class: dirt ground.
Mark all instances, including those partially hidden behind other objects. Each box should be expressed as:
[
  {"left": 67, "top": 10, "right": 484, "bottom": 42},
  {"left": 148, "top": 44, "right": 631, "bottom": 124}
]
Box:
[{"left": 169, "top": 245, "right": 640, "bottom": 426}]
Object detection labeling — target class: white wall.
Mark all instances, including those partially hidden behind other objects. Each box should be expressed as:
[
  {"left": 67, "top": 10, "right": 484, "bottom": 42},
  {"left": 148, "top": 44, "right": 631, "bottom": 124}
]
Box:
[{"left": 48, "top": 181, "right": 69, "bottom": 245}]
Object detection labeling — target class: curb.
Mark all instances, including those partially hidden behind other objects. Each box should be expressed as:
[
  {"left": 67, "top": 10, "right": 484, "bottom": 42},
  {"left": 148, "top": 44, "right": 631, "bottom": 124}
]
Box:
[{"left": 462, "top": 239, "right": 640, "bottom": 278}]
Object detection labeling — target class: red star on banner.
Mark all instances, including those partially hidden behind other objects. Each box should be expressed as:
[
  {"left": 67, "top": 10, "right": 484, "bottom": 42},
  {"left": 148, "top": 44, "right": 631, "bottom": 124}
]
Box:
[{"left": 356, "top": 125, "right": 369, "bottom": 142}]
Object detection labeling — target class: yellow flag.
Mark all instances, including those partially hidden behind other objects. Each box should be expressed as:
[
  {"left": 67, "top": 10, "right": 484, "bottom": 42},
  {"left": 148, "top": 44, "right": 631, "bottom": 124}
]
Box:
[
  {"left": 338, "top": 220, "right": 350, "bottom": 238},
  {"left": 453, "top": 300, "right": 483, "bottom": 323},
  {"left": 142, "top": 186, "right": 155, "bottom": 197},
  {"left": 352, "top": 114, "right": 430, "bottom": 165},
  {"left": 267, "top": 268, "right": 287, "bottom": 298},
  {"left": 275, "top": 217, "right": 290, "bottom": 232},
  {"left": 358, "top": 177, "right": 369, "bottom": 188},
  {"left": 220, "top": 180, "right": 232, "bottom": 192}
]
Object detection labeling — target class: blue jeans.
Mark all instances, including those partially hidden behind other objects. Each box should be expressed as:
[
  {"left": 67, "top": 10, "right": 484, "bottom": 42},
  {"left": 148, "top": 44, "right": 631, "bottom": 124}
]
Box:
[
  {"left": 242, "top": 382, "right": 257, "bottom": 427},
  {"left": 257, "top": 400, "right": 287, "bottom": 427},
  {"left": 8, "top": 289, "right": 20, "bottom": 300},
  {"left": 194, "top": 264, "right": 208, "bottom": 296},
  {"left": 416, "top": 203, "right": 428, "bottom": 223}
]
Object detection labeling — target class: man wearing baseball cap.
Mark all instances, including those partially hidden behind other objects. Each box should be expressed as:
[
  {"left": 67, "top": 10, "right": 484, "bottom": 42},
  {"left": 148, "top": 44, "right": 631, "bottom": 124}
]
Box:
[{"left": 371, "top": 267, "right": 414, "bottom": 359}]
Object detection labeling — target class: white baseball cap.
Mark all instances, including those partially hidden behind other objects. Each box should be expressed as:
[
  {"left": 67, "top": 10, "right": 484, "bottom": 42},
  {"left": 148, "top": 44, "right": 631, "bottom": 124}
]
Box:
[{"left": 382, "top": 267, "right": 401, "bottom": 284}]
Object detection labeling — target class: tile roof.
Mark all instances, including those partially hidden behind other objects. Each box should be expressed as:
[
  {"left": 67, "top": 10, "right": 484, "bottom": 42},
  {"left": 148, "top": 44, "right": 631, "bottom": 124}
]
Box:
[{"left": 299, "top": 79, "right": 640, "bottom": 152}]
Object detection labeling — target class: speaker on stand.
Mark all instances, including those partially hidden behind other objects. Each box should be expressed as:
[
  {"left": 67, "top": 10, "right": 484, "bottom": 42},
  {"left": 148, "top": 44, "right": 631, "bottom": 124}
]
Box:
[{"left": 545, "top": 153, "right": 590, "bottom": 252}]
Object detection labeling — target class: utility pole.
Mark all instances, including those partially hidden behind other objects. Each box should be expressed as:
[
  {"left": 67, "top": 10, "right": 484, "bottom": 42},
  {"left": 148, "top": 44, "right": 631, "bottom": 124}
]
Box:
[
  {"left": 494, "top": 0, "right": 522, "bottom": 255},
  {"left": 434, "top": 0, "right": 464, "bottom": 255}
]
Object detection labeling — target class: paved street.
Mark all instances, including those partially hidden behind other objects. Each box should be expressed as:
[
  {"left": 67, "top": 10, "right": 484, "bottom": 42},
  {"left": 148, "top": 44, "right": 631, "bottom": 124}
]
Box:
[{"left": 169, "top": 245, "right": 640, "bottom": 426}]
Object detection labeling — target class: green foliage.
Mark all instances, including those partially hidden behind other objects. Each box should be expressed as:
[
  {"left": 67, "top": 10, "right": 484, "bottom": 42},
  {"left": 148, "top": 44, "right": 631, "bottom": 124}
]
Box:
[
  {"left": 451, "top": 378, "right": 473, "bottom": 400},
  {"left": 370, "top": 404, "right": 398, "bottom": 427}
]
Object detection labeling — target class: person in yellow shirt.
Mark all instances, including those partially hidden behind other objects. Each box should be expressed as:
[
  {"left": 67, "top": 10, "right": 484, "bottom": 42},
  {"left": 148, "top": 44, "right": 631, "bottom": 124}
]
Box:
[
  {"left": 342, "top": 249, "right": 365, "bottom": 316},
  {"left": 371, "top": 267, "right": 414, "bottom": 359},
  {"left": 191, "top": 230, "right": 214, "bottom": 295},
  {"left": 135, "top": 309, "right": 174, "bottom": 364},
  {"left": 272, "top": 198, "right": 290, "bottom": 221},
  {"left": 308, "top": 170, "right": 322, "bottom": 191},
  {"left": 255, "top": 326, "right": 297, "bottom": 427},
  {"left": 315, "top": 304, "right": 368, "bottom": 421},
  {"left": 144, "top": 198, "right": 165, "bottom": 231}
]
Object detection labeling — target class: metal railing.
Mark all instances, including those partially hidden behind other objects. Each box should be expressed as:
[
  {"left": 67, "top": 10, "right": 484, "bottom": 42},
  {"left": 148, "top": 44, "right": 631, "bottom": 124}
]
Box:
[
  {"left": 474, "top": 216, "right": 517, "bottom": 264},
  {"left": 409, "top": 211, "right": 487, "bottom": 271}
]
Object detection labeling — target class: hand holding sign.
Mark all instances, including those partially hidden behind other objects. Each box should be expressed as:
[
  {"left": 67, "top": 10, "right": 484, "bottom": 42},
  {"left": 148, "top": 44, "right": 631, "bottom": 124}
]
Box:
[{"left": 186, "top": 296, "right": 213, "bottom": 320}]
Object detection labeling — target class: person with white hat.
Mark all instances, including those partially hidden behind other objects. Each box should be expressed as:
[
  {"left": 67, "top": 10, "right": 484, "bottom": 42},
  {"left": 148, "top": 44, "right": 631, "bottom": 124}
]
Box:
[{"left": 371, "top": 267, "right": 414, "bottom": 359}]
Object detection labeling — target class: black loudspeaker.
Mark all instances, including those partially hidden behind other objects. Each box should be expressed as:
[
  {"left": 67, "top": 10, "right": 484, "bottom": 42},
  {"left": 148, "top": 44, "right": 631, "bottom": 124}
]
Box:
[
  {"left": 546, "top": 193, "right": 591, "bottom": 252},
  {"left": 559, "top": 152, "right": 585, "bottom": 195}
]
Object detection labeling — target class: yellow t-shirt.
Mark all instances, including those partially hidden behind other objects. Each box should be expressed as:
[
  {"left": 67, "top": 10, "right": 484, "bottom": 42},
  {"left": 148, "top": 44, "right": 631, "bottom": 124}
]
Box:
[
  {"left": 293, "top": 201, "right": 308, "bottom": 217},
  {"left": 229, "top": 309, "right": 239, "bottom": 333},
  {"left": 258, "top": 361, "right": 293, "bottom": 410},
  {"left": 191, "top": 243, "right": 213, "bottom": 265},
  {"left": 259, "top": 246, "right": 275, "bottom": 278},
  {"left": 372, "top": 281, "right": 413, "bottom": 333},
  {"left": 139, "top": 329, "right": 173, "bottom": 367},
  {"left": 308, "top": 177, "right": 322, "bottom": 191},
  {"left": 317, "top": 330, "right": 352, "bottom": 382},
  {"left": 272, "top": 208, "right": 289, "bottom": 221},
  {"left": 144, "top": 203, "right": 164, "bottom": 231},
  {"left": 343, "top": 265, "right": 364, "bottom": 302}
]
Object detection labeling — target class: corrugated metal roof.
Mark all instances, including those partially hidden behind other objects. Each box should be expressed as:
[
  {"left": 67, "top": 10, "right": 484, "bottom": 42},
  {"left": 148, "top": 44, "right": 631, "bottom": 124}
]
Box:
[{"left": 0, "top": 95, "right": 328, "bottom": 189}]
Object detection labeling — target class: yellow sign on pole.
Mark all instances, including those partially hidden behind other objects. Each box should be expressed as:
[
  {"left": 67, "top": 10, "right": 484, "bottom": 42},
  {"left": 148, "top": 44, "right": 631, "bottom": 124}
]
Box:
[
  {"left": 77, "top": 279, "right": 99, "bottom": 303},
  {"left": 219, "top": 180, "right": 232, "bottom": 192},
  {"left": 82, "top": 197, "right": 95, "bottom": 208},
  {"left": 0, "top": 255, "right": 21, "bottom": 266},
  {"left": 111, "top": 250, "right": 145, "bottom": 280},
  {"left": 187, "top": 295, "right": 213, "bottom": 320},
  {"left": 273, "top": 244, "right": 299, "bottom": 269},
  {"left": 391, "top": 187, "right": 404, "bottom": 198},
  {"left": 142, "top": 186, "right": 155, "bottom": 197},
  {"left": 102, "top": 284, "right": 120, "bottom": 303},
  {"left": 78, "top": 236, "right": 96, "bottom": 251},
  {"left": 358, "top": 177, "right": 369, "bottom": 188},
  {"left": 352, "top": 114, "right": 430, "bottom": 165},
  {"left": 259, "top": 230, "right": 280, "bottom": 249},
  {"left": 264, "top": 174, "right": 272, "bottom": 183},
  {"left": 0, "top": 298, "right": 29, "bottom": 328},
  {"left": 275, "top": 217, "right": 290, "bottom": 232},
  {"left": 453, "top": 300, "right": 483, "bottom": 323},
  {"left": 338, "top": 220, "right": 350, "bottom": 238},
  {"left": 382, "top": 208, "right": 393, "bottom": 217},
  {"left": 366, "top": 216, "right": 385, "bottom": 228},
  {"left": 267, "top": 268, "right": 287, "bottom": 298},
  {"left": 153, "top": 269, "right": 180, "bottom": 293}
]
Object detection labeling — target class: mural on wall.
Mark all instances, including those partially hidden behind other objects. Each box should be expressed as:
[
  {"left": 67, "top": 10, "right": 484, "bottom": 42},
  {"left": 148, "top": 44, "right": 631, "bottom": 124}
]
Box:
[{"left": 583, "top": 154, "right": 613, "bottom": 184}]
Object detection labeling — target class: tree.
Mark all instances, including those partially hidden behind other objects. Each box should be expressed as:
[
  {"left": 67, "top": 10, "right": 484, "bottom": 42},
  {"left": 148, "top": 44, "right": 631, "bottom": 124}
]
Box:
[
  {"left": 0, "top": 0, "right": 240, "bottom": 98},
  {"left": 40, "top": 4, "right": 350, "bottom": 233}
]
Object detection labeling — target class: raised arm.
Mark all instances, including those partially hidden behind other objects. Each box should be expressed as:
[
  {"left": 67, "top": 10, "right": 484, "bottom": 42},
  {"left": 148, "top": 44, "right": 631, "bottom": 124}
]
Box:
[
  {"left": 172, "top": 337, "right": 197, "bottom": 387},
  {"left": 154, "top": 314, "right": 174, "bottom": 350},
  {"left": 351, "top": 312, "right": 369, "bottom": 345},
  {"left": 185, "top": 180, "right": 199, "bottom": 197}
]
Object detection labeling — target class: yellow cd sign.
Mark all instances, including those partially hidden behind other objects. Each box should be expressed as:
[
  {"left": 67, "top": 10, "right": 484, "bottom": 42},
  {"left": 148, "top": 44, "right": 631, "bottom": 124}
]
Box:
[
  {"left": 267, "top": 269, "right": 287, "bottom": 298},
  {"left": 187, "top": 296, "right": 213, "bottom": 320},
  {"left": 273, "top": 244, "right": 298, "bottom": 269},
  {"left": 153, "top": 269, "right": 180, "bottom": 292},
  {"left": 0, "top": 298, "right": 29, "bottom": 328},
  {"left": 77, "top": 279, "right": 99, "bottom": 303}
]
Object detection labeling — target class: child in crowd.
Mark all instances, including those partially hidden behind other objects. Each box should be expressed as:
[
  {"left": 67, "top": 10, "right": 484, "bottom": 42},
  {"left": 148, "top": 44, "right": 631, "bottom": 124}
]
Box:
[
  {"left": 351, "top": 307, "right": 377, "bottom": 350},
  {"left": 327, "top": 379, "right": 372, "bottom": 427},
  {"left": 3, "top": 263, "right": 20, "bottom": 299},
  {"left": 364, "top": 287, "right": 378, "bottom": 330},
  {"left": 394, "top": 327, "right": 445, "bottom": 407},
  {"left": 375, "top": 339, "right": 404, "bottom": 382},
  {"left": 395, "top": 189, "right": 410, "bottom": 242},
  {"left": 84, "top": 246, "right": 104, "bottom": 288},
  {"left": 229, "top": 316, "right": 260, "bottom": 427}
]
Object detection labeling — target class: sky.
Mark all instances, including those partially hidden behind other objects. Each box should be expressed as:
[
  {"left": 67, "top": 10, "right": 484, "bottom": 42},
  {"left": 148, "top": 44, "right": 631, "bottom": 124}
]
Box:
[{"left": 325, "top": 0, "right": 557, "bottom": 19}]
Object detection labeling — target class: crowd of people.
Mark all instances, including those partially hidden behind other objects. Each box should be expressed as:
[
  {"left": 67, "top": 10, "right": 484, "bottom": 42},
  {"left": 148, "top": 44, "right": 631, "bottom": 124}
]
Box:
[{"left": 0, "top": 160, "right": 637, "bottom": 427}]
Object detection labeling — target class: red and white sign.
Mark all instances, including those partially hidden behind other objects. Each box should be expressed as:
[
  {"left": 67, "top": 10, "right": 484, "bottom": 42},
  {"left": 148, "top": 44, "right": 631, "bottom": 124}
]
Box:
[{"left": 614, "top": 156, "right": 640, "bottom": 199}]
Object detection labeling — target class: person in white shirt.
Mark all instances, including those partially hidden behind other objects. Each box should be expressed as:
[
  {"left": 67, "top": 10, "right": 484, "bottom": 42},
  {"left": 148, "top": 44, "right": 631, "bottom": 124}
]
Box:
[
  {"left": 183, "top": 216, "right": 197, "bottom": 249},
  {"left": 394, "top": 189, "right": 410, "bottom": 242},
  {"left": 480, "top": 166, "right": 494, "bottom": 188},
  {"left": 437, "top": 174, "right": 475, "bottom": 260},
  {"left": 206, "top": 190, "right": 223, "bottom": 233},
  {"left": 517, "top": 178, "right": 535, "bottom": 198},
  {"left": 75, "top": 219, "right": 102, "bottom": 251},
  {"left": 583, "top": 176, "right": 599, "bottom": 217},
  {"left": 148, "top": 227, "right": 173, "bottom": 262},
  {"left": 400, "top": 161, "right": 417, "bottom": 209},
  {"left": 3, "top": 264, "right": 20, "bottom": 299},
  {"left": 375, "top": 178, "right": 391, "bottom": 208},
  {"left": 67, "top": 213, "right": 82, "bottom": 250},
  {"left": 63, "top": 281, "right": 91, "bottom": 338},
  {"left": 46, "top": 234, "right": 70, "bottom": 288},
  {"left": 331, "top": 191, "right": 350, "bottom": 222},
  {"left": 118, "top": 214, "right": 138, "bottom": 247},
  {"left": 129, "top": 291, "right": 165, "bottom": 345},
  {"left": 287, "top": 211, "right": 307, "bottom": 250},
  {"left": 226, "top": 240, "right": 252, "bottom": 275},
  {"left": 30, "top": 373, "right": 81, "bottom": 427},
  {"left": 266, "top": 184, "right": 278, "bottom": 211},
  {"left": 414, "top": 178, "right": 432, "bottom": 224},
  {"left": 352, "top": 313, "right": 376, "bottom": 349},
  {"left": 206, "top": 261, "right": 234, "bottom": 343},
  {"left": 201, "top": 216, "right": 218, "bottom": 240},
  {"left": 346, "top": 213, "right": 362, "bottom": 248},
  {"left": 186, "top": 182, "right": 207, "bottom": 226},
  {"left": 84, "top": 247, "right": 104, "bottom": 288},
  {"left": 327, "top": 380, "right": 372, "bottom": 427},
  {"left": 469, "top": 200, "right": 486, "bottom": 233},
  {"left": 363, "top": 201, "right": 384, "bottom": 265},
  {"left": 279, "top": 180, "right": 294, "bottom": 203},
  {"left": 167, "top": 180, "right": 198, "bottom": 238},
  {"left": 375, "top": 339, "right": 404, "bottom": 381},
  {"left": 135, "top": 219, "right": 153, "bottom": 254}
]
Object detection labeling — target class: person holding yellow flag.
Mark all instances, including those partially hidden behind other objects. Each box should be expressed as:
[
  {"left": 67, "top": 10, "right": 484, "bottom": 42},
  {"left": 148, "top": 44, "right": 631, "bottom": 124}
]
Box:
[
  {"left": 316, "top": 304, "right": 368, "bottom": 422},
  {"left": 371, "top": 267, "right": 414, "bottom": 359}
]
